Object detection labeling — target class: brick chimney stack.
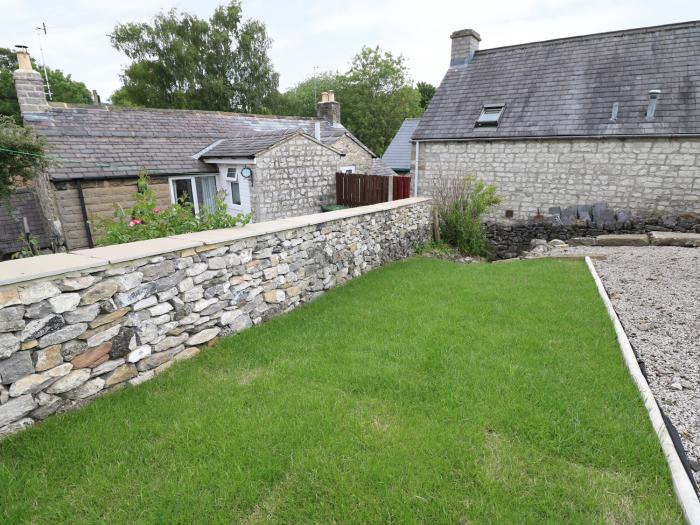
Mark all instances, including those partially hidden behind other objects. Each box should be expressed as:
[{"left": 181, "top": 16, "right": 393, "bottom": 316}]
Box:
[
  {"left": 316, "top": 90, "right": 341, "bottom": 126},
  {"left": 450, "top": 29, "right": 481, "bottom": 67},
  {"left": 13, "top": 46, "right": 49, "bottom": 115}
]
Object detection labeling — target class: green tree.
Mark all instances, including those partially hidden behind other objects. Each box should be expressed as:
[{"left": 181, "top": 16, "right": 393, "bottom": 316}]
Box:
[
  {"left": 272, "top": 72, "right": 342, "bottom": 117},
  {"left": 270, "top": 46, "right": 421, "bottom": 155},
  {"left": 0, "top": 115, "right": 47, "bottom": 200},
  {"left": 110, "top": 1, "right": 279, "bottom": 113},
  {"left": 417, "top": 81, "right": 436, "bottom": 110},
  {"left": 338, "top": 47, "right": 421, "bottom": 155},
  {"left": 0, "top": 48, "right": 92, "bottom": 122}
]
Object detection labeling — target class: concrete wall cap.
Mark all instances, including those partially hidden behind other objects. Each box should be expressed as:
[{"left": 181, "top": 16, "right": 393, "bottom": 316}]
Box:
[{"left": 0, "top": 253, "right": 108, "bottom": 286}]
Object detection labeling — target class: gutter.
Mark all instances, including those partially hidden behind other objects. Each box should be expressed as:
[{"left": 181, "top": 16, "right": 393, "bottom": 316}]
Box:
[
  {"left": 76, "top": 180, "right": 94, "bottom": 248},
  {"left": 411, "top": 133, "right": 700, "bottom": 143},
  {"left": 585, "top": 257, "right": 700, "bottom": 524}
]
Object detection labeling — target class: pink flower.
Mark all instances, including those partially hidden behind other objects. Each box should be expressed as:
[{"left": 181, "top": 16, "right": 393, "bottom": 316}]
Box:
[
  {"left": 154, "top": 207, "right": 161, "bottom": 214},
  {"left": 129, "top": 218, "right": 142, "bottom": 227}
]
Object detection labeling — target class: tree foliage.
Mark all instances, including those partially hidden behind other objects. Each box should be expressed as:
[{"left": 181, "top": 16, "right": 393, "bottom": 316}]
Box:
[
  {"left": 0, "top": 115, "right": 47, "bottom": 200},
  {"left": 417, "top": 81, "right": 436, "bottom": 110},
  {"left": 271, "top": 46, "right": 423, "bottom": 155},
  {"left": 0, "top": 48, "right": 92, "bottom": 122},
  {"left": 110, "top": 1, "right": 279, "bottom": 113}
]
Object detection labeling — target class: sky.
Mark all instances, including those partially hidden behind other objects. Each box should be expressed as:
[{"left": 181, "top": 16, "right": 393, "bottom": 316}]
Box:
[{"left": 1, "top": 0, "right": 699, "bottom": 101}]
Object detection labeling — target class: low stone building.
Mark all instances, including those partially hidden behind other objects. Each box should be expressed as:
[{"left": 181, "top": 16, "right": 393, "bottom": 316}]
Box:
[
  {"left": 12, "top": 51, "right": 380, "bottom": 251},
  {"left": 413, "top": 21, "right": 700, "bottom": 252}
]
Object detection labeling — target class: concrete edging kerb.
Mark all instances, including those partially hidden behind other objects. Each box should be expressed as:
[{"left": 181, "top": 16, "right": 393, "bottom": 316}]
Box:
[{"left": 585, "top": 256, "right": 700, "bottom": 524}]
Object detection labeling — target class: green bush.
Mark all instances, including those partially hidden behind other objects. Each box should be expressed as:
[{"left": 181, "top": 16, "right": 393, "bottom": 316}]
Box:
[
  {"left": 435, "top": 175, "right": 501, "bottom": 257},
  {"left": 93, "top": 172, "right": 250, "bottom": 246}
]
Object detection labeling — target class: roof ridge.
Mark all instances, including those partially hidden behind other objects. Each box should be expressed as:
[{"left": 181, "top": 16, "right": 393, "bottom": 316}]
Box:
[
  {"left": 48, "top": 103, "right": 323, "bottom": 122},
  {"left": 475, "top": 19, "right": 700, "bottom": 56}
]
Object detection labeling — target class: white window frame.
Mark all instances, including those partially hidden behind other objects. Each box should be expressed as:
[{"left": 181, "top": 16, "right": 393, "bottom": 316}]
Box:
[
  {"left": 340, "top": 165, "right": 356, "bottom": 174},
  {"left": 225, "top": 167, "right": 242, "bottom": 206},
  {"left": 169, "top": 174, "right": 219, "bottom": 215}
]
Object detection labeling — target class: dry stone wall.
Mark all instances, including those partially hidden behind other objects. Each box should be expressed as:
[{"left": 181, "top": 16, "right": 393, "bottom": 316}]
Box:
[{"left": 0, "top": 199, "right": 431, "bottom": 436}]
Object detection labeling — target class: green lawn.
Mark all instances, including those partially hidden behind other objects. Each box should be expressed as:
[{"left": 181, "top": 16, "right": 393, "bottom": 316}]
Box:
[{"left": 0, "top": 258, "right": 682, "bottom": 524}]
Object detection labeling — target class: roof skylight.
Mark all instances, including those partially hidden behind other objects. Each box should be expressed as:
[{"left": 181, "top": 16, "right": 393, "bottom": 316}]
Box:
[{"left": 475, "top": 105, "right": 505, "bottom": 127}]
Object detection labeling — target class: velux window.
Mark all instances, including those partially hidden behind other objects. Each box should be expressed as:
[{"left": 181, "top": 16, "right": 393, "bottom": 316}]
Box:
[{"left": 475, "top": 104, "right": 505, "bottom": 127}]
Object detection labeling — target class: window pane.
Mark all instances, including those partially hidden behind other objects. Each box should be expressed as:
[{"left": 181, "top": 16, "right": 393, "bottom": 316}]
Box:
[
  {"left": 195, "top": 176, "right": 218, "bottom": 213},
  {"left": 173, "top": 179, "right": 195, "bottom": 212},
  {"left": 230, "top": 181, "right": 241, "bottom": 205},
  {"left": 478, "top": 108, "right": 502, "bottom": 123}
]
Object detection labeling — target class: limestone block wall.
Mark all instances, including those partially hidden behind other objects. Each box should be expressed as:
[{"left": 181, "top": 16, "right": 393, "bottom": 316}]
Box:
[
  {"left": 416, "top": 138, "right": 700, "bottom": 220},
  {"left": 252, "top": 135, "right": 340, "bottom": 222},
  {"left": 0, "top": 198, "right": 432, "bottom": 436},
  {"left": 331, "top": 134, "right": 374, "bottom": 173},
  {"left": 53, "top": 178, "right": 172, "bottom": 250}
]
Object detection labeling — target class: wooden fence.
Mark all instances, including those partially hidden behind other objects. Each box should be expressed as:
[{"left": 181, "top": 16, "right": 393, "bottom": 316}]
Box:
[{"left": 335, "top": 173, "right": 411, "bottom": 208}]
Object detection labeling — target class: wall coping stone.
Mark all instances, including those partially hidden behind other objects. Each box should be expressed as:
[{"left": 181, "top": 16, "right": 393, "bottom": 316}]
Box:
[
  {"left": 73, "top": 237, "right": 204, "bottom": 264},
  {"left": 0, "top": 198, "right": 431, "bottom": 288},
  {"left": 0, "top": 254, "right": 108, "bottom": 287}
]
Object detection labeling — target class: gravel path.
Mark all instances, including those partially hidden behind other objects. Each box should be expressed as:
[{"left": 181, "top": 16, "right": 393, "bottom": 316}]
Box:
[{"left": 534, "top": 245, "right": 700, "bottom": 484}]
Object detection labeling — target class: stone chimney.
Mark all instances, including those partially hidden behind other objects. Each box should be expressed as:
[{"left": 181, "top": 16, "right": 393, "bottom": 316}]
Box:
[
  {"left": 450, "top": 29, "right": 481, "bottom": 67},
  {"left": 316, "top": 90, "right": 341, "bottom": 126},
  {"left": 13, "top": 46, "right": 49, "bottom": 115}
]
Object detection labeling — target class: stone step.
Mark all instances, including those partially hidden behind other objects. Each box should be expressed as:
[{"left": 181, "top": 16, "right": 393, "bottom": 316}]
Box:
[
  {"left": 648, "top": 231, "right": 700, "bottom": 247},
  {"left": 595, "top": 234, "right": 649, "bottom": 247}
]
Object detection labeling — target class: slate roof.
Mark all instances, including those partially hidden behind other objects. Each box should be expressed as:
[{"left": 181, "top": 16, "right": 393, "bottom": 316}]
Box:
[
  {"left": 382, "top": 118, "right": 419, "bottom": 171},
  {"left": 197, "top": 129, "right": 301, "bottom": 158},
  {"left": 366, "top": 158, "right": 398, "bottom": 177},
  {"left": 0, "top": 188, "right": 53, "bottom": 257},
  {"left": 28, "top": 105, "right": 352, "bottom": 181},
  {"left": 413, "top": 21, "right": 700, "bottom": 141}
]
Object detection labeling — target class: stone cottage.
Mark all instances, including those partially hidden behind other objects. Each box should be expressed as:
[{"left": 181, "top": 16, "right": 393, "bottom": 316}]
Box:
[
  {"left": 413, "top": 21, "right": 700, "bottom": 240},
  {"left": 11, "top": 51, "right": 381, "bottom": 251}
]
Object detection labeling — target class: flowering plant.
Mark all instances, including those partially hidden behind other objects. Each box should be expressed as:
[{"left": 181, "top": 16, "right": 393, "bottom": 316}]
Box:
[{"left": 93, "top": 171, "right": 250, "bottom": 246}]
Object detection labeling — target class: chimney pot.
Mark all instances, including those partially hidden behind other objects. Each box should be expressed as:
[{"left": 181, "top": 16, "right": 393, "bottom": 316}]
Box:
[
  {"left": 321, "top": 91, "right": 329, "bottom": 103},
  {"left": 14, "top": 46, "right": 33, "bottom": 71},
  {"left": 327, "top": 90, "right": 335, "bottom": 102},
  {"left": 450, "top": 28, "right": 481, "bottom": 67}
]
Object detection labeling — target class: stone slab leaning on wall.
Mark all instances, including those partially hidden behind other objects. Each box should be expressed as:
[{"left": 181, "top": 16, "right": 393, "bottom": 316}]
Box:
[{"left": 0, "top": 198, "right": 432, "bottom": 436}]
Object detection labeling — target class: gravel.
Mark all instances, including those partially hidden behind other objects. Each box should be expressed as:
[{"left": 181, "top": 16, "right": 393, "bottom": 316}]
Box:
[{"left": 533, "top": 245, "right": 700, "bottom": 484}]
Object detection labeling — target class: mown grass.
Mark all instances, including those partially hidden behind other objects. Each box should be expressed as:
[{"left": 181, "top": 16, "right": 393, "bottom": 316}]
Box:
[{"left": 0, "top": 257, "right": 682, "bottom": 524}]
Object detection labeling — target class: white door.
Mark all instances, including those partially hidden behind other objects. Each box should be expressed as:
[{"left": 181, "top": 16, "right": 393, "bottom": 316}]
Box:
[{"left": 223, "top": 167, "right": 252, "bottom": 216}]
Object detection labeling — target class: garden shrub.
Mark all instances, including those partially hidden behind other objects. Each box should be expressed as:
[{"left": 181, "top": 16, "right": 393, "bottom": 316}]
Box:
[
  {"left": 433, "top": 174, "right": 501, "bottom": 257},
  {"left": 93, "top": 172, "right": 250, "bottom": 246}
]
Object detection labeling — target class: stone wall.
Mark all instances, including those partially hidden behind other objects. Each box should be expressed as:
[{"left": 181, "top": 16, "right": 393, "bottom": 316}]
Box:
[
  {"left": 53, "top": 178, "right": 172, "bottom": 250},
  {"left": 416, "top": 138, "right": 700, "bottom": 220},
  {"left": 0, "top": 198, "right": 432, "bottom": 436},
  {"left": 252, "top": 135, "right": 340, "bottom": 222},
  {"left": 486, "top": 212, "right": 700, "bottom": 258},
  {"left": 331, "top": 134, "right": 374, "bottom": 173}
]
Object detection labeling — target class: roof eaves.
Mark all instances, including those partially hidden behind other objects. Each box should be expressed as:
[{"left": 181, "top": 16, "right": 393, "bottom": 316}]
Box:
[{"left": 411, "top": 133, "right": 700, "bottom": 142}]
